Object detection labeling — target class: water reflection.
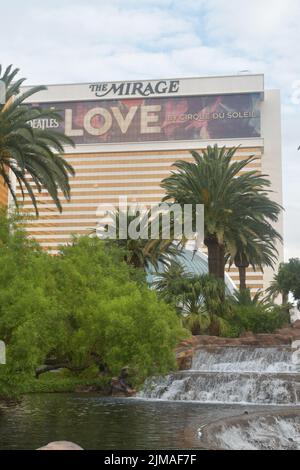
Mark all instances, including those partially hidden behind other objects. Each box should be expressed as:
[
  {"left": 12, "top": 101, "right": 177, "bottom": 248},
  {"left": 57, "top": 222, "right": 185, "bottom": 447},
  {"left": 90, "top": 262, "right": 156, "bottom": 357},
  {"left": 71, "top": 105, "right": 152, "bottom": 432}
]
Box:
[{"left": 0, "top": 394, "right": 262, "bottom": 450}]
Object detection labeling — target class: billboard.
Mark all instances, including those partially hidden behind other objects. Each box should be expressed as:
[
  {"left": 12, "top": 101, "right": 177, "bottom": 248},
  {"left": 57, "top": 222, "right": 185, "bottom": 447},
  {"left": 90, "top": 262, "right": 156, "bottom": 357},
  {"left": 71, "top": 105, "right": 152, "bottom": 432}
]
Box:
[{"left": 29, "top": 93, "right": 261, "bottom": 145}]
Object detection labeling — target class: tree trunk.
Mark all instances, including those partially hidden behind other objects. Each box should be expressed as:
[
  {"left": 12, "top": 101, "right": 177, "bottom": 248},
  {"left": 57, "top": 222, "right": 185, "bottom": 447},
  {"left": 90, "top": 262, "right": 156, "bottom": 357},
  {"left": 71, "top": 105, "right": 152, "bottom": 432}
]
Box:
[
  {"left": 205, "top": 236, "right": 220, "bottom": 278},
  {"left": 218, "top": 244, "right": 225, "bottom": 282},
  {"left": 234, "top": 253, "right": 249, "bottom": 291},
  {"left": 282, "top": 291, "right": 289, "bottom": 306},
  {"left": 238, "top": 266, "right": 247, "bottom": 291},
  {"left": 205, "top": 236, "right": 225, "bottom": 281}
]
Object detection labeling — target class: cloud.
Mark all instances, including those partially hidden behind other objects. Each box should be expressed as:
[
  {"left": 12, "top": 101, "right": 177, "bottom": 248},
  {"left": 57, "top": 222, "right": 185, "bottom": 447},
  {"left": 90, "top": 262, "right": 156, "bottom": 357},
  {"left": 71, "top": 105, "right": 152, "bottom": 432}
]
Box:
[{"left": 0, "top": 0, "right": 299, "bottom": 260}]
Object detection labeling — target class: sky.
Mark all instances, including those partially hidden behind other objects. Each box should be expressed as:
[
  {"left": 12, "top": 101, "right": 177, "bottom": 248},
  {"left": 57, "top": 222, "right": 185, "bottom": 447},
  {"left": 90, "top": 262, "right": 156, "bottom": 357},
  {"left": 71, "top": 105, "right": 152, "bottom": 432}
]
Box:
[{"left": 1, "top": 0, "right": 299, "bottom": 260}]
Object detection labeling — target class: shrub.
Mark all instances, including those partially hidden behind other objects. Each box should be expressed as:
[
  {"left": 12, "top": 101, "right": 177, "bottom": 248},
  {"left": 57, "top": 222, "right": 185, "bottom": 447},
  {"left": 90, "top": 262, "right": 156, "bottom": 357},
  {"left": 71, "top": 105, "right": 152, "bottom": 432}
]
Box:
[
  {"left": 229, "top": 303, "right": 288, "bottom": 335},
  {"left": 0, "top": 212, "right": 187, "bottom": 398}
]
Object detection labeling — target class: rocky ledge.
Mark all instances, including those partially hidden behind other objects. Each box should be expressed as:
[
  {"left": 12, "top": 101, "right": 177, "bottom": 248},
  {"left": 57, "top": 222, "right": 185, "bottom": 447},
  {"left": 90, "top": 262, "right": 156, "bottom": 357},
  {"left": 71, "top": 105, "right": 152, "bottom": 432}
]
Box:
[{"left": 176, "top": 324, "right": 300, "bottom": 370}]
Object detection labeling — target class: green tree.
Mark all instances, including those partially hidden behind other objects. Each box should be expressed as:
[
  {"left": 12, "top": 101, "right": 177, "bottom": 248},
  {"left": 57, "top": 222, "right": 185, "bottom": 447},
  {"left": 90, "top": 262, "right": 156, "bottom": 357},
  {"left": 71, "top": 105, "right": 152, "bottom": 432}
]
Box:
[
  {"left": 101, "top": 207, "right": 182, "bottom": 270},
  {"left": 154, "top": 263, "right": 230, "bottom": 335},
  {"left": 153, "top": 259, "right": 188, "bottom": 306},
  {"left": 0, "top": 64, "right": 75, "bottom": 214},
  {"left": 227, "top": 218, "right": 282, "bottom": 290},
  {"left": 267, "top": 258, "right": 300, "bottom": 306},
  {"left": 161, "top": 145, "right": 282, "bottom": 283},
  {"left": 229, "top": 289, "right": 288, "bottom": 334},
  {"left": 230, "top": 288, "right": 273, "bottom": 309},
  {"left": 0, "top": 211, "right": 187, "bottom": 398}
]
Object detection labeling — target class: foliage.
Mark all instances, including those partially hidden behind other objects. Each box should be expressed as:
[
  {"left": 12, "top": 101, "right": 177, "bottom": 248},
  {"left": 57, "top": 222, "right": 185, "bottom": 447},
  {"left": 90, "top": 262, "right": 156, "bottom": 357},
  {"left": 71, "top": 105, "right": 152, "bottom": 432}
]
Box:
[
  {"left": 230, "top": 288, "right": 273, "bottom": 309},
  {"left": 154, "top": 264, "right": 232, "bottom": 335},
  {"left": 161, "top": 145, "right": 282, "bottom": 283},
  {"left": 24, "top": 370, "right": 111, "bottom": 395},
  {"left": 153, "top": 260, "right": 188, "bottom": 306},
  {"left": 0, "top": 211, "right": 187, "bottom": 398},
  {"left": 267, "top": 258, "right": 300, "bottom": 305},
  {"left": 229, "top": 304, "right": 288, "bottom": 335},
  {"left": 100, "top": 207, "right": 183, "bottom": 271},
  {"left": 226, "top": 288, "right": 288, "bottom": 335},
  {"left": 154, "top": 262, "right": 288, "bottom": 337},
  {"left": 0, "top": 64, "right": 75, "bottom": 213},
  {"left": 227, "top": 218, "right": 282, "bottom": 290}
]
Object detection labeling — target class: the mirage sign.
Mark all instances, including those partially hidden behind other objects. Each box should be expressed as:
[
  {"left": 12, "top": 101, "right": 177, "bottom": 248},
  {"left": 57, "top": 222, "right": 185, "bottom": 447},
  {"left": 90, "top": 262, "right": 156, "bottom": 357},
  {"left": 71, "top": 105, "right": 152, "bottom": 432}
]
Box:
[
  {"left": 89, "top": 80, "right": 180, "bottom": 98},
  {"left": 28, "top": 93, "right": 261, "bottom": 145}
]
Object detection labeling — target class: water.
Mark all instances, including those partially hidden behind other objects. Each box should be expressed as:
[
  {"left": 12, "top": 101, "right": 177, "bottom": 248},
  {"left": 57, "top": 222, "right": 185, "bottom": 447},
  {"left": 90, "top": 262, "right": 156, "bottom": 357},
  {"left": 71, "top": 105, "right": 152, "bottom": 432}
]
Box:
[
  {"left": 140, "top": 371, "right": 300, "bottom": 404},
  {"left": 191, "top": 347, "right": 300, "bottom": 373},
  {"left": 214, "top": 416, "right": 300, "bottom": 450},
  {"left": 1, "top": 346, "right": 300, "bottom": 449},
  {"left": 140, "top": 347, "right": 300, "bottom": 405},
  {"left": 0, "top": 394, "right": 260, "bottom": 450}
]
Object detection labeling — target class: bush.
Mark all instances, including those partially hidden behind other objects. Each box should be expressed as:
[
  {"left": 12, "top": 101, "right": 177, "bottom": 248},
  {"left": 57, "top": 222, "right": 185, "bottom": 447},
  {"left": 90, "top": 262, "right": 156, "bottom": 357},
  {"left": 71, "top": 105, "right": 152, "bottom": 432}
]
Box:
[
  {"left": 0, "top": 212, "right": 187, "bottom": 398},
  {"left": 229, "top": 304, "right": 288, "bottom": 335}
]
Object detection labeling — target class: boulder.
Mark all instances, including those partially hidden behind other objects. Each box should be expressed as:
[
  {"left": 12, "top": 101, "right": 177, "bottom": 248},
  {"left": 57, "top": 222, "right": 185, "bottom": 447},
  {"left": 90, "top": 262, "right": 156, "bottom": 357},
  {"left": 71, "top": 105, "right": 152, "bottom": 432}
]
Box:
[
  {"left": 292, "top": 320, "right": 300, "bottom": 329},
  {"left": 240, "top": 331, "right": 255, "bottom": 338},
  {"left": 37, "top": 441, "right": 83, "bottom": 450},
  {"left": 176, "top": 350, "right": 193, "bottom": 370},
  {"left": 175, "top": 328, "right": 300, "bottom": 369}
]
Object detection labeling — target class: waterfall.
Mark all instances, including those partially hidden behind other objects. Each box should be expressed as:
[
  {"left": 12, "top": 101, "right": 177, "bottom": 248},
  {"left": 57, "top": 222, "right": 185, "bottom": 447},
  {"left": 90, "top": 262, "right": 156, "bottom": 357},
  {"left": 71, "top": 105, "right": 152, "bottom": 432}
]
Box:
[
  {"left": 214, "top": 416, "right": 300, "bottom": 450},
  {"left": 140, "top": 346, "right": 300, "bottom": 405},
  {"left": 191, "top": 347, "right": 300, "bottom": 373}
]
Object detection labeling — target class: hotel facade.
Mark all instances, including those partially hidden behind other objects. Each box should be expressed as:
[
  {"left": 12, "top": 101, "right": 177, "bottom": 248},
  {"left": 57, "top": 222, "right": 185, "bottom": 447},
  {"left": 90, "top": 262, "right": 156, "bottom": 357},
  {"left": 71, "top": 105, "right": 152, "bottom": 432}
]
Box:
[{"left": 2, "top": 74, "right": 283, "bottom": 292}]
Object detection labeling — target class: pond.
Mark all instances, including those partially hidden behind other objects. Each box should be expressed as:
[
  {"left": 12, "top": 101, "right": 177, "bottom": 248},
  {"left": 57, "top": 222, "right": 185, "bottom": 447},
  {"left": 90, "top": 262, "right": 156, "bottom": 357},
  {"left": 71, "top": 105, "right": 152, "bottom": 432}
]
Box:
[{"left": 0, "top": 393, "right": 286, "bottom": 450}]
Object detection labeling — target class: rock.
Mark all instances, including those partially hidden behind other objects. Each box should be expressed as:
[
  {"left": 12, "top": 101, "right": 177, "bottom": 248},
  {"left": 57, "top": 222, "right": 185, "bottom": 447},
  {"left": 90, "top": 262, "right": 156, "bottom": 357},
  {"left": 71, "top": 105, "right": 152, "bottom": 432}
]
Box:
[
  {"left": 37, "top": 441, "right": 83, "bottom": 450},
  {"left": 240, "top": 338, "right": 260, "bottom": 346},
  {"left": 292, "top": 320, "right": 300, "bottom": 329},
  {"left": 176, "top": 350, "right": 193, "bottom": 370},
  {"left": 175, "top": 326, "right": 300, "bottom": 372},
  {"left": 240, "top": 332, "right": 255, "bottom": 338},
  {"left": 175, "top": 327, "right": 300, "bottom": 369},
  {"left": 74, "top": 385, "right": 99, "bottom": 393}
]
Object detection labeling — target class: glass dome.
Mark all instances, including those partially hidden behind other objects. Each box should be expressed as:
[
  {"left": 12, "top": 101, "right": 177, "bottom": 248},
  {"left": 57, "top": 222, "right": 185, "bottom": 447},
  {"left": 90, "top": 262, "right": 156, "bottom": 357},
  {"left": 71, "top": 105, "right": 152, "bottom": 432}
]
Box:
[{"left": 146, "top": 245, "right": 237, "bottom": 296}]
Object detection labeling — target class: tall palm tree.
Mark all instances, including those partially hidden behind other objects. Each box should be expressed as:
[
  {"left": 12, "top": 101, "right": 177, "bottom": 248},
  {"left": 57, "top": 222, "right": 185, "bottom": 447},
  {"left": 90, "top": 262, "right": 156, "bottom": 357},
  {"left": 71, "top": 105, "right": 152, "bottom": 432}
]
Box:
[
  {"left": 0, "top": 64, "right": 75, "bottom": 214},
  {"left": 267, "top": 262, "right": 292, "bottom": 306},
  {"left": 161, "top": 145, "right": 282, "bottom": 282},
  {"left": 227, "top": 217, "right": 282, "bottom": 290}
]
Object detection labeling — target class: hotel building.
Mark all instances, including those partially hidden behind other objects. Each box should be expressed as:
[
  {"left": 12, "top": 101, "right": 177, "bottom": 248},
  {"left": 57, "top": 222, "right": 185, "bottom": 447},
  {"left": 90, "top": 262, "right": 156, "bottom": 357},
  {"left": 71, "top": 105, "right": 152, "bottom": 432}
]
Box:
[{"left": 1, "top": 74, "right": 283, "bottom": 293}]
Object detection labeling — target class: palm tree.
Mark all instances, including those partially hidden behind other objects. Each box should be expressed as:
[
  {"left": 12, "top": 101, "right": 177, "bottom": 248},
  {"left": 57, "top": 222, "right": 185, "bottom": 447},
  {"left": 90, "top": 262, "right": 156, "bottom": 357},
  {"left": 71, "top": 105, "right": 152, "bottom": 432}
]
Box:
[
  {"left": 153, "top": 259, "right": 189, "bottom": 305},
  {"left": 0, "top": 64, "right": 75, "bottom": 214},
  {"left": 227, "top": 217, "right": 282, "bottom": 290},
  {"left": 230, "top": 288, "right": 273, "bottom": 310},
  {"left": 232, "top": 241, "right": 276, "bottom": 291},
  {"left": 154, "top": 264, "right": 229, "bottom": 335},
  {"left": 267, "top": 262, "right": 292, "bottom": 306},
  {"left": 100, "top": 207, "right": 182, "bottom": 271},
  {"left": 161, "top": 145, "right": 282, "bottom": 283}
]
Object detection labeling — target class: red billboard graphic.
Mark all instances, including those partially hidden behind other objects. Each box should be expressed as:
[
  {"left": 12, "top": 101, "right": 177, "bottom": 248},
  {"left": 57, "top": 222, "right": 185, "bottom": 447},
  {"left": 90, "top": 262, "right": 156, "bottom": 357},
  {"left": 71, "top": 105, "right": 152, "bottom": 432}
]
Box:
[{"left": 29, "top": 93, "right": 261, "bottom": 144}]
